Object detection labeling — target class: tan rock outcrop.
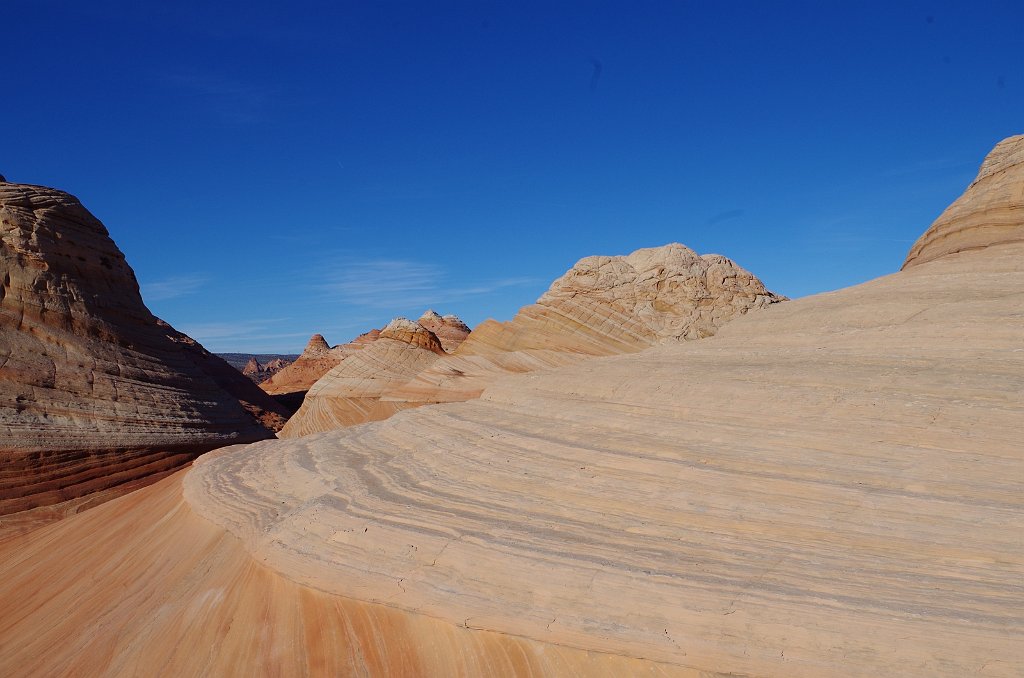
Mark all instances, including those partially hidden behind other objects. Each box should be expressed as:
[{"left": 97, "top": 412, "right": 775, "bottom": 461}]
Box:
[
  {"left": 239, "top": 355, "right": 293, "bottom": 384},
  {"left": 260, "top": 331, "right": 380, "bottom": 396},
  {"left": 278, "top": 317, "right": 449, "bottom": 437},
  {"left": 903, "top": 134, "right": 1024, "bottom": 268},
  {"left": 418, "top": 309, "right": 471, "bottom": 352},
  {"left": 0, "top": 181, "right": 287, "bottom": 528},
  {"left": 242, "top": 356, "right": 262, "bottom": 377},
  {"left": 284, "top": 244, "right": 783, "bottom": 435},
  {"left": 2, "top": 137, "right": 1022, "bottom": 677}
]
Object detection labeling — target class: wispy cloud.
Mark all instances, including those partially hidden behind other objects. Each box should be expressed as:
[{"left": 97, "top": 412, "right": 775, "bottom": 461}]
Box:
[
  {"left": 318, "top": 260, "right": 445, "bottom": 309},
  {"left": 706, "top": 209, "right": 745, "bottom": 226},
  {"left": 141, "top": 275, "right": 206, "bottom": 302},
  {"left": 175, "top": 319, "right": 311, "bottom": 352},
  {"left": 315, "top": 259, "right": 540, "bottom": 310}
]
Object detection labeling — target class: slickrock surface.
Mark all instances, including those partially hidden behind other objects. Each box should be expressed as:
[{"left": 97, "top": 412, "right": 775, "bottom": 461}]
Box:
[
  {"left": 0, "top": 471, "right": 697, "bottom": 677},
  {"left": 189, "top": 240, "right": 1024, "bottom": 677},
  {"left": 0, "top": 181, "right": 286, "bottom": 528},
  {"left": 904, "top": 134, "right": 1024, "bottom": 268},
  {"left": 279, "top": 318, "right": 448, "bottom": 437},
  {"left": 285, "top": 244, "right": 783, "bottom": 436}
]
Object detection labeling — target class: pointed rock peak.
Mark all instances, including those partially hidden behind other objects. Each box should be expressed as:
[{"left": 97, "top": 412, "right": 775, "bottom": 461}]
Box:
[
  {"left": 302, "top": 333, "right": 331, "bottom": 357},
  {"left": 419, "top": 309, "right": 443, "bottom": 322},
  {"left": 380, "top": 317, "right": 445, "bottom": 353},
  {"left": 0, "top": 174, "right": 6, "bottom": 183},
  {"left": 242, "top": 357, "right": 263, "bottom": 376},
  {"left": 903, "top": 134, "right": 1024, "bottom": 269},
  {"left": 416, "top": 310, "right": 472, "bottom": 352}
]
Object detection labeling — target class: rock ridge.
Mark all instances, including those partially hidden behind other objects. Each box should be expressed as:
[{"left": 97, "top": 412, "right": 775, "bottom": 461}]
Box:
[{"left": 903, "top": 133, "right": 1024, "bottom": 268}]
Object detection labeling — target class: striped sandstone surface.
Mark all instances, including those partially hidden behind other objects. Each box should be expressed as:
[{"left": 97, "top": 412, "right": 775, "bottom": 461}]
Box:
[
  {"left": 277, "top": 317, "right": 455, "bottom": 436},
  {"left": 904, "top": 133, "right": 1024, "bottom": 268},
  {"left": 1, "top": 136, "right": 1022, "bottom": 676},
  {"left": 0, "top": 180, "right": 287, "bottom": 532}
]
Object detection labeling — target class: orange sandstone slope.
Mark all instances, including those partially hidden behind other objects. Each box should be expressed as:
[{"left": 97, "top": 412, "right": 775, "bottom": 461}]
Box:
[
  {"left": 0, "top": 179, "right": 288, "bottom": 530},
  {"left": 261, "top": 308, "right": 470, "bottom": 400},
  {"left": 277, "top": 317, "right": 453, "bottom": 436},
  {"left": 282, "top": 243, "right": 783, "bottom": 437},
  {"left": 1, "top": 136, "right": 1022, "bottom": 677}
]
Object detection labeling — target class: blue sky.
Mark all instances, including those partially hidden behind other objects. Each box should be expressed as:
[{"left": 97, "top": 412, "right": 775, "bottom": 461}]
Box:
[{"left": 3, "top": 1, "right": 1021, "bottom": 352}]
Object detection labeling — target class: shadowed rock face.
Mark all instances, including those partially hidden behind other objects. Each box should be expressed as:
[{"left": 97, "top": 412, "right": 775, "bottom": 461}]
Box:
[
  {"left": 282, "top": 243, "right": 784, "bottom": 436},
  {"left": 904, "top": 134, "right": 1024, "bottom": 268},
  {"left": 0, "top": 181, "right": 287, "bottom": 524}
]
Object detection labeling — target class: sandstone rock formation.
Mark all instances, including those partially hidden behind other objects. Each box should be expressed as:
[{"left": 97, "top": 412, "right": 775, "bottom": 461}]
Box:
[
  {"left": 283, "top": 244, "right": 783, "bottom": 436},
  {"left": 277, "top": 317, "right": 450, "bottom": 436},
  {"left": 259, "top": 330, "right": 380, "bottom": 396},
  {"left": 904, "top": 134, "right": 1024, "bottom": 268},
  {"left": 0, "top": 181, "right": 288, "bottom": 531},
  {"left": 2, "top": 137, "right": 1022, "bottom": 677},
  {"left": 239, "top": 355, "right": 292, "bottom": 383},
  {"left": 417, "top": 309, "right": 471, "bottom": 352}
]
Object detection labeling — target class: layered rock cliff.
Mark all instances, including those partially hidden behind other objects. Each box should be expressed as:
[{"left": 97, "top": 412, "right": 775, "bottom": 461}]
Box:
[{"left": 0, "top": 180, "right": 287, "bottom": 525}]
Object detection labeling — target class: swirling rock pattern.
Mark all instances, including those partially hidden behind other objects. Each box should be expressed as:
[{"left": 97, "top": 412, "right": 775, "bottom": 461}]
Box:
[
  {"left": 185, "top": 238, "right": 1024, "bottom": 677},
  {"left": 0, "top": 181, "right": 285, "bottom": 527}
]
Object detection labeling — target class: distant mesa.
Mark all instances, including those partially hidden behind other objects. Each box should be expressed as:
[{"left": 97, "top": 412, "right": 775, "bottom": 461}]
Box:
[
  {"left": 904, "top": 134, "right": 1024, "bottom": 268},
  {"left": 281, "top": 243, "right": 784, "bottom": 437},
  {"left": 0, "top": 180, "right": 289, "bottom": 533}
]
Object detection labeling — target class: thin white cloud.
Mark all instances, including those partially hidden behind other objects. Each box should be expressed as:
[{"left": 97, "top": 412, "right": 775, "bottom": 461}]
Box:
[
  {"left": 141, "top": 275, "right": 206, "bottom": 302},
  {"left": 317, "top": 260, "right": 446, "bottom": 309},
  {"left": 316, "top": 259, "right": 539, "bottom": 309}
]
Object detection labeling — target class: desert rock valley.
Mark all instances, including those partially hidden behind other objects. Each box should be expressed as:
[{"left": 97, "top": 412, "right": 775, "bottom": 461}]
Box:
[{"left": 0, "top": 135, "right": 1022, "bottom": 677}]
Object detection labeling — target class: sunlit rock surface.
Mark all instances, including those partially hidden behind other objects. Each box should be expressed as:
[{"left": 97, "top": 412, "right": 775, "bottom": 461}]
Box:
[
  {"left": 1, "top": 138, "right": 1022, "bottom": 677},
  {"left": 904, "top": 133, "right": 1024, "bottom": 268},
  {"left": 284, "top": 243, "right": 783, "bottom": 436}
]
